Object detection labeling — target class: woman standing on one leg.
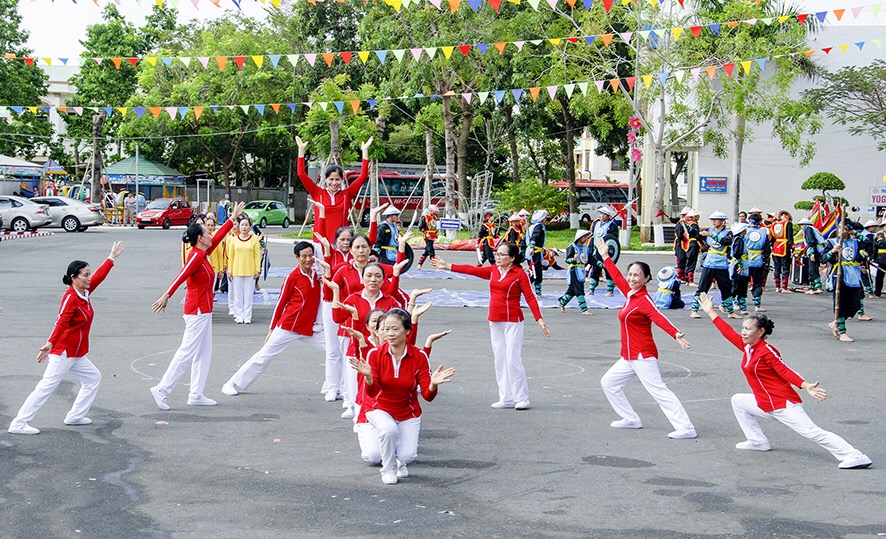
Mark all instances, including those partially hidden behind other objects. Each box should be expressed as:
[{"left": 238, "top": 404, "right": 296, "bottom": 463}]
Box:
[
  {"left": 698, "top": 292, "right": 872, "bottom": 469},
  {"left": 8, "top": 242, "right": 125, "bottom": 435},
  {"left": 351, "top": 309, "right": 455, "bottom": 484},
  {"left": 593, "top": 238, "right": 697, "bottom": 440},
  {"left": 150, "top": 202, "right": 245, "bottom": 410},
  {"left": 432, "top": 242, "right": 550, "bottom": 410}
]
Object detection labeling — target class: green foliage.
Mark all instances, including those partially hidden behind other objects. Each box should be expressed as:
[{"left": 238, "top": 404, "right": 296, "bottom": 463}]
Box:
[
  {"left": 801, "top": 172, "right": 845, "bottom": 195},
  {"left": 493, "top": 180, "right": 567, "bottom": 216},
  {"left": 793, "top": 200, "right": 814, "bottom": 211}
]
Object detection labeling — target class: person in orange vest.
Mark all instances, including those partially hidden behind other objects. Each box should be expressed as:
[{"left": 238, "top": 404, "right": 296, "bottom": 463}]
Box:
[
  {"left": 417, "top": 205, "right": 439, "bottom": 269},
  {"left": 673, "top": 206, "right": 692, "bottom": 282},
  {"left": 769, "top": 210, "right": 794, "bottom": 293},
  {"left": 477, "top": 211, "right": 498, "bottom": 266},
  {"left": 504, "top": 214, "right": 526, "bottom": 265}
]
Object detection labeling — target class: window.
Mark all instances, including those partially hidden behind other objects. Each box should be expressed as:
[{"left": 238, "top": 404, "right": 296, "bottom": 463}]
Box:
[{"left": 0, "top": 198, "right": 11, "bottom": 209}]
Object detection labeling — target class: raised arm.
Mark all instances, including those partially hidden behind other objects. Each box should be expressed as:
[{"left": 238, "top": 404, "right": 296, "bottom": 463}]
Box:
[
  {"left": 602, "top": 255, "right": 629, "bottom": 296},
  {"left": 345, "top": 137, "right": 374, "bottom": 196},
  {"left": 295, "top": 136, "right": 322, "bottom": 198},
  {"left": 700, "top": 292, "right": 745, "bottom": 350}
]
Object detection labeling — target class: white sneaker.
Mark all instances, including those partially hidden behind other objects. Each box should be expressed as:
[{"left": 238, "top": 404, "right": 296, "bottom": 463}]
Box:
[
  {"left": 396, "top": 460, "right": 409, "bottom": 478},
  {"left": 324, "top": 391, "right": 337, "bottom": 402},
  {"left": 64, "top": 417, "right": 93, "bottom": 426},
  {"left": 667, "top": 429, "right": 697, "bottom": 439},
  {"left": 341, "top": 407, "right": 355, "bottom": 419},
  {"left": 514, "top": 400, "right": 531, "bottom": 410},
  {"left": 150, "top": 385, "right": 171, "bottom": 411},
  {"left": 838, "top": 454, "right": 873, "bottom": 469},
  {"left": 8, "top": 422, "right": 40, "bottom": 435},
  {"left": 490, "top": 401, "right": 514, "bottom": 409},
  {"left": 244, "top": 320, "right": 251, "bottom": 324},
  {"left": 610, "top": 419, "right": 643, "bottom": 429},
  {"left": 221, "top": 381, "right": 239, "bottom": 396},
  {"left": 381, "top": 472, "right": 398, "bottom": 485},
  {"left": 735, "top": 440, "right": 771, "bottom": 451},
  {"left": 187, "top": 395, "right": 218, "bottom": 406}
]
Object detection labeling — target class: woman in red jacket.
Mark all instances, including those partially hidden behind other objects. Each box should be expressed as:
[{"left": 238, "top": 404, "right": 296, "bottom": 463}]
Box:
[
  {"left": 296, "top": 135, "right": 373, "bottom": 243},
  {"left": 594, "top": 238, "right": 697, "bottom": 440},
  {"left": 698, "top": 292, "right": 872, "bottom": 468},
  {"left": 150, "top": 201, "right": 245, "bottom": 410},
  {"left": 351, "top": 309, "right": 455, "bottom": 484},
  {"left": 8, "top": 241, "right": 125, "bottom": 435},
  {"left": 432, "top": 242, "right": 550, "bottom": 410}
]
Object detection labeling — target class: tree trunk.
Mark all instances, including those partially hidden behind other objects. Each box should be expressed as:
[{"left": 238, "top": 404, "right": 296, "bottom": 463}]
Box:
[
  {"left": 442, "top": 95, "right": 457, "bottom": 218},
  {"left": 90, "top": 113, "right": 105, "bottom": 204},
  {"left": 503, "top": 104, "right": 519, "bottom": 184},
  {"left": 456, "top": 97, "right": 473, "bottom": 205},
  {"left": 731, "top": 113, "right": 746, "bottom": 221},
  {"left": 223, "top": 166, "right": 232, "bottom": 201},
  {"left": 329, "top": 118, "right": 342, "bottom": 167},
  {"left": 424, "top": 125, "right": 435, "bottom": 209},
  {"left": 651, "top": 83, "right": 667, "bottom": 227},
  {"left": 669, "top": 151, "right": 688, "bottom": 210},
  {"left": 559, "top": 96, "right": 579, "bottom": 227}
]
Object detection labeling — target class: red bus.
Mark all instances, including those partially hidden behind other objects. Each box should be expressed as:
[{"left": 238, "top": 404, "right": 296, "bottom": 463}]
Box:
[
  {"left": 552, "top": 180, "right": 636, "bottom": 225},
  {"left": 346, "top": 168, "right": 447, "bottom": 227}
]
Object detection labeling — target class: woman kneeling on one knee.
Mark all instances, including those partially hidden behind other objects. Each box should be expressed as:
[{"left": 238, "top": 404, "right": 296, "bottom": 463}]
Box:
[
  {"left": 350, "top": 309, "right": 455, "bottom": 485},
  {"left": 698, "top": 292, "right": 872, "bottom": 469}
]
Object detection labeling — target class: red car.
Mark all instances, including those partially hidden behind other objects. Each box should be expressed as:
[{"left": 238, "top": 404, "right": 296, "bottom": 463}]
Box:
[{"left": 137, "top": 198, "right": 194, "bottom": 229}]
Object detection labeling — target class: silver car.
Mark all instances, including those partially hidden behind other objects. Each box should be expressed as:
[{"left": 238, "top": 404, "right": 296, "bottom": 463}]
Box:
[
  {"left": 30, "top": 196, "right": 104, "bottom": 232},
  {"left": 0, "top": 195, "right": 52, "bottom": 232}
]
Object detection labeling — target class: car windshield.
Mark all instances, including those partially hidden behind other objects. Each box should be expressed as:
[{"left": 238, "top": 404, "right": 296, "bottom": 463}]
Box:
[
  {"left": 244, "top": 201, "right": 266, "bottom": 210},
  {"left": 147, "top": 200, "right": 171, "bottom": 210}
]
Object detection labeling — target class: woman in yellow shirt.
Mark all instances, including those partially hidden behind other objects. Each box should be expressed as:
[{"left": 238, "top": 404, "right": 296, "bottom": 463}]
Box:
[
  {"left": 205, "top": 215, "right": 227, "bottom": 297},
  {"left": 226, "top": 217, "right": 261, "bottom": 324}
]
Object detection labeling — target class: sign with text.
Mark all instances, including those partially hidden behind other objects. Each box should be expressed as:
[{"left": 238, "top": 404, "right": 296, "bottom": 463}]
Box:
[
  {"left": 699, "top": 176, "right": 728, "bottom": 193},
  {"left": 870, "top": 187, "right": 886, "bottom": 206},
  {"left": 438, "top": 218, "right": 462, "bottom": 230}
]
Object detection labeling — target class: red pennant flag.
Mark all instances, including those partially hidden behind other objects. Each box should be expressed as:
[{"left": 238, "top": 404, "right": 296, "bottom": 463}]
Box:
[
  {"left": 458, "top": 45, "right": 471, "bottom": 56},
  {"left": 322, "top": 53, "right": 334, "bottom": 67},
  {"left": 233, "top": 56, "right": 246, "bottom": 69},
  {"left": 690, "top": 26, "right": 702, "bottom": 38},
  {"left": 529, "top": 87, "right": 541, "bottom": 101},
  {"left": 602, "top": 0, "right": 613, "bottom": 12},
  {"left": 566, "top": 37, "right": 579, "bottom": 43},
  {"left": 677, "top": 0, "right": 684, "bottom": 5},
  {"left": 126, "top": 57, "right": 138, "bottom": 67},
  {"left": 625, "top": 76, "right": 635, "bottom": 91},
  {"left": 110, "top": 58, "right": 123, "bottom": 69},
  {"left": 723, "top": 63, "right": 735, "bottom": 77},
  {"left": 821, "top": 47, "right": 833, "bottom": 54},
  {"left": 23, "top": 57, "right": 34, "bottom": 66},
  {"left": 797, "top": 13, "right": 809, "bottom": 24},
  {"left": 341, "top": 51, "right": 353, "bottom": 65},
  {"left": 488, "top": 0, "right": 501, "bottom": 11}
]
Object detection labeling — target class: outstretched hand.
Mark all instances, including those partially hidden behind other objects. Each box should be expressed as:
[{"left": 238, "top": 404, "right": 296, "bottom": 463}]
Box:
[
  {"left": 296, "top": 136, "right": 308, "bottom": 156},
  {"left": 229, "top": 201, "right": 246, "bottom": 221},
  {"left": 109, "top": 241, "right": 125, "bottom": 260},
  {"left": 430, "top": 364, "right": 456, "bottom": 387},
  {"left": 430, "top": 257, "right": 451, "bottom": 271},
  {"left": 675, "top": 332, "right": 691, "bottom": 349},
  {"left": 698, "top": 292, "right": 715, "bottom": 315},
  {"left": 151, "top": 294, "right": 170, "bottom": 314},
  {"left": 804, "top": 381, "right": 828, "bottom": 401}
]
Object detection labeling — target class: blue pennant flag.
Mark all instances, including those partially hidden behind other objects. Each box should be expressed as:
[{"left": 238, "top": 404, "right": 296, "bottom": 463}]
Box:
[
  {"left": 511, "top": 89, "right": 523, "bottom": 101},
  {"left": 288, "top": 103, "right": 296, "bottom": 113},
  {"left": 583, "top": 0, "right": 593, "bottom": 8},
  {"left": 709, "top": 24, "right": 720, "bottom": 36},
  {"left": 367, "top": 99, "right": 377, "bottom": 109},
  {"left": 103, "top": 107, "right": 113, "bottom": 116},
  {"left": 658, "top": 72, "right": 669, "bottom": 85},
  {"left": 254, "top": 105, "right": 265, "bottom": 116},
  {"left": 268, "top": 55, "right": 281, "bottom": 68},
  {"left": 133, "top": 107, "right": 145, "bottom": 118},
  {"left": 375, "top": 50, "right": 387, "bottom": 63},
  {"left": 756, "top": 58, "right": 767, "bottom": 70},
  {"left": 161, "top": 57, "right": 173, "bottom": 66},
  {"left": 334, "top": 101, "right": 344, "bottom": 113},
  {"left": 494, "top": 90, "right": 506, "bottom": 103},
  {"left": 467, "top": 0, "right": 481, "bottom": 11},
  {"left": 476, "top": 44, "right": 488, "bottom": 54},
  {"left": 815, "top": 11, "right": 827, "bottom": 22},
  {"left": 178, "top": 107, "right": 189, "bottom": 118}
]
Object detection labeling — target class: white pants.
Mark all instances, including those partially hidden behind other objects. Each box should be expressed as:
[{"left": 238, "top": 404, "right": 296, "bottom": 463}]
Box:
[
  {"left": 600, "top": 356, "right": 695, "bottom": 431},
  {"left": 230, "top": 276, "right": 254, "bottom": 322},
  {"left": 320, "top": 301, "right": 343, "bottom": 395},
  {"left": 355, "top": 422, "right": 382, "bottom": 465},
  {"left": 731, "top": 393, "right": 864, "bottom": 461},
  {"left": 157, "top": 313, "right": 213, "bottom": 399},
  {"left": 489, "top": 322, "right": 529, "bottom": 404},
  {"left": 11, "top": 353, "right": 101, "bottom": 426},
  {"left": 230, "top": 327, "right": 325, "bottom": 391},
  {"left": 366, "top": 410, "right": 421, "bottom": 476},
  {"left": 340, "top": 335, "right": 357, "bottom": 407}
]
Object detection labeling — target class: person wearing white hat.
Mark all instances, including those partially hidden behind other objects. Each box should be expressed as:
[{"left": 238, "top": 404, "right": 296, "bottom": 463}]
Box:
[
  {"left": 558, "top": 230, "right": 594, "bottom": 314},
  {"left": 417, "top": 205, "right": 439, "bottom": 269},
  {"left": 690, "top": 211, "right": 737, "bottom": 318},
  {"left": 505, "top": 213, "right": 527, "bottom": 264},
  {"left": 729, "top": 222, "right": 751, "bottom": 315},
  {"left": 527, "top": 210, "right": 548, "bottom": 296},
  {"left": 798, "top": 218, "right": 826, "bottom": 294},
  {"left": 588, "top": 206, "right": 621, "bottom": 296},
  {"left": 744, "top": 214, "right": 771, "bottom": 312},
  {"left": 770, "top": 211, "right": 795, "bottom": 293},
  {"left": 652, "top": 266, "right": 685, "bottom": 310},
  {"left": 822, "top": 228, "right": 867, "bottom": 342},
  {"left": 873, "top": 220, "right": 886, "bottom": 297},
  {"left": 674, "top": 207, "right": 694, "bottom": 283},
  {"left": 374, "top": 206, "right": 401, "bottom": 265},
  {"left": 477, "top": 212, "right": 500, "bottom": 266}
]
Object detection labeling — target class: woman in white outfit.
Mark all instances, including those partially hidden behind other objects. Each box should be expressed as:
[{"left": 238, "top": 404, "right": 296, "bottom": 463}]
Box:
[{"left": 226, "top": 216, "right": 261, "bottom": 324}]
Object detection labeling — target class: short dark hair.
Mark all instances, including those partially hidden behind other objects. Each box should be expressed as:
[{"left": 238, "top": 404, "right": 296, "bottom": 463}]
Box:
[
  {"left": 365, "top": 308, "right": 387, "bottom": 330},
  {"left": 63, "top": 260, "right": 89, "bottom": 285},
  {"left": 627, "top": 261, "right": 652, "bottom": 282},
  {"left": 498, "top": 242, "right": 520, "bottom": 258},
  {"left": 747, "top": 313, "right": 775, "bottom": 336},
  {"left": 362, "top": 262, "right": 385, "bottom": 278},
  {"left": 350, "top": 233, "right": 371, "bottom": 249},
  {"left": 324, "top": 164, "right": 344, "bottom": 179},
  {"left": 380, "top": 308, "right": 412, "bottom": 333},
  {"left": 334, "top": 226, "right": 354, "bottom": 242},
  {"left": 293, "top": 241, "right": 314, "bottom": 257},
  {"left": 182, "top": 223, "right": 205, "bottom": 247}
]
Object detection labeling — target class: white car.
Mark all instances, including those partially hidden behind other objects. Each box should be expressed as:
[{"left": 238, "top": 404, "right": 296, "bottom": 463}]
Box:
[
  {"left": 30, "top": 196, "right": 105, "bottom": 232},
  {"left": 0, "top": 195, "right": 52, "bottom": 232}
]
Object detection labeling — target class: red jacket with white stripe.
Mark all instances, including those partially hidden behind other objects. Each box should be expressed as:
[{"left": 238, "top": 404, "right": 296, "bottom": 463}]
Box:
[
  {"left": 297, "top": 157, "right": 369, "bottom": 242},
  {"left": 604, "top": 258, "right": 680, "bottom": 360},
  {"left": 166, "top": 219, "right": 233, "bottom": 315},
  {"left": 450, "top": 264, "right": 543, "bottom": 323},
  {"left": 271, "top": 266, "right": 322, "bottom": 335},
  {"left": 363, "top": 342, "right": 437, "bottom": 421},
  {"left": 48, "top": 258, "right": 115, "bottom": 357},
  {"left": 332, "top": 291, "right": 400, "bottom": 338},
  {"left": 713, "top": 317, "right": 805, "bottom": 412}
]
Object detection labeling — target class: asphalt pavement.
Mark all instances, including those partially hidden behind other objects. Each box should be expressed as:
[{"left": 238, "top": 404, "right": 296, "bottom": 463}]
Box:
[{"left": 1, "top": 226, "right": 884, "bottom": 538}]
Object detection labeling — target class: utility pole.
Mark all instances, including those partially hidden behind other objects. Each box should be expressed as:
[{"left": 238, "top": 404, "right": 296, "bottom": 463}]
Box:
[{"left": 90, "top": 113, "right": 105, "bottom": 204}]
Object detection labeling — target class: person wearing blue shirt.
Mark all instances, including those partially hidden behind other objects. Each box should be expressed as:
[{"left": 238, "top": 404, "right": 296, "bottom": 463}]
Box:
[
  {"left": 744, "top": 214, "right": 772, "bottom": 311},
  {"left": 526, "top": 209, "right": 548, "bottom": 296},
  {"left": 729, "top": 222, "right": 750, "bottom": 314},
  {"left": 588, "top": 206, "right": 621, "bottom": 296},
  {"left": 374, "top": 206, "right": 401, "bottom": 265},
  {"left": 558, "top": 230, "right": 593, "bottom": 314},
  {"left": 823, "top": 228, "right": 867, "bottom": 342},
  {"left": 653, "top": 266, "right": 685, "bottom": 310},
  {"left": 799, "top": 218, "right": 826, "bottom": 294},
  {"left": 690, "top": 210, "right": 737, "bottom": 318}
]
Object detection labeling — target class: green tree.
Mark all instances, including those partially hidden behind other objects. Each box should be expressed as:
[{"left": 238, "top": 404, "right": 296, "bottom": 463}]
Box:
[
  {"left": 493, "top": 178, "right": 568, "bottom": 216},
  {"left": 804, "top": 59, "right": 886, "bottom": 151},
  {"left": 0, "top": 0, "right": 51, "bottom": 158}
]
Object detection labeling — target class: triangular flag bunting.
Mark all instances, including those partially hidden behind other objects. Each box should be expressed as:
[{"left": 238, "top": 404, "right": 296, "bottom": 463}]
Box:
[
  {"left": 193, "top": 106, "right": 204, "bottom": 120},
  {"left": 240, "top": 105, "right": 250, "bottom": 114},
  {"left": 252, "top": 55, "right": 264, "bottom": 68},
  {"left": 600, "top": 34, "right": 614, "bottom": 46},
  {"left": 233, "top": 56, "right": 246, "bottom": 69},
  {"left": 133, "top": 107, "right": 144, "bottom": 118},
  {"left": 391, "top": 49, "right": 405, "bottom": 63},
  {"left": 358, "top": 51, "right": 370, "bottom": 64},
  {"left": 706, "top": 65, "right": 717, "bottom": 79},
  {"left": 740, "top": 60, "right": 752, "bottom": 74},
  {"left": 838, "top": 44, "right": 848, "bottom": 53},
  {"left": 197, "top": 56, "right": 210, "bottom": 68},
  {"left": 511, "top": 89, "right": 523, "bottom": 101},
  {"left": 216, "top": 56, "right": 227, "bottom": 70},
  {"left": 145, "top": 57, "right": 157, "bottom": 66},
  {"left": 658, "top": 72, "right": 668, "bottom": 85},
  {"left": 477, "top": 92, "right": 489, "bottom": 104},
  {"left": 564, "top": 83, "right": 575, "bottom": 97},
  {"left": 305, "top": 53, "right": 317, "bottom": 66},
  {"left": 595, "top": 80, "right": 605, "bottom": 93},
  {"left": 254, "top": 105, "right": 265, "bottom": 116},
  {"left": 42, "top": 58, "right": 52, "bottom": 66},
  {"left": 410, "top": 48, "right": 423, "bottom": 61},
  {"left": 872, "top": 4, "right": 882, "bottom": 16},
  {"left": 334, "top": 102, "right": 344, "bottom": 114},
  {"left": 851, "top": 6, "right": 864, "bottom": 17},
  {"left": 494, "top": 90, "right": 505, "bottom": 104},
  {"left": 367, "top": 99, "right": 377, "bottom": 109},
  {"left": 723, "top": 63, "right": 735, "bottom": 77},
  {"left": 602, "top": 0, "right": 612, "bottom": 11},
  {"left": 821, "top": 47, "right": 832, "bottom": 54},
  {"left": 619, "top": 32, "right": 633, "bottom": 43},
  {"left": 514, "top": 41, "right": 525, "bottom": 50},
  {"left": 165, "top": 107, "right": 177, "bottom": 119},
  {"left": 690, "top": 26, "right": 702, "bottom": 38},
  {"left": 424, "top": 47, "right": 438, "bottom": 59},
  {"left": 641, "top": 75, "right": 652, "bottom": 88},
  {"left": 709, "top": 23, "right": 720, "bottom": 36},
  {"left": 489, "top": 0, "right": 502, "bottom": 11},
  {"left": 111, "top": 58, "right": 123, "bottom": 68},
  {"left": 375, "top": 50, "right": 388, "bottom": 64},
  {"left": 796, "top": 13, "right": 809, "bottom": 24},
  {"left": 462, "top": 93, "right": 473, "bottom": 104},
  {"left": 149, "top": 107, "right": 161, "bottom": 118},
  {"left": 161, "top": 57, "right": 172, "bottom": 66},
  {"left": 529, "top": 86, "right": 541, "bottom": 101},
  {"left": 872, "top": 39, "right": 883, "bottom": 47},
  {"left": 815, "top": 11, "right": 827, "bottom": 22},
  {"left": 269, "top": 55, "right": 281, "bottom": 68},
  {"left": 690, "top": 67, "right": 701, "bottom": 80},
  {"left": 270, "top": 104, "right": 280, "bottom": 114},
  {"left": 448, "top": 0, "right": 461, "bottom": 12},
  {"left": 178, "top": 106, "right": 189, "bottom": 118},
  {"left": 608, "top": 79, "right": 619, "bottom": 92},
  {"left": 467, "top": 0, "right": 481, "bottom": 11},
  {"left": 549, "top": 38, "right": 562, "bottom": 46},
  {"left": 286, "top": 54, "right": 299, "bottom": 66},
  {"left": 126, "top": 57, "right": 138, "bottom": 67},
  {"left": 624, "top": 77, "right": 635, "bottom": 91},
  {"left": 756, "top": 57, "right": 767, "bottom": 70},
  {"left": 526, "top": 0, "right": 540, "bottom": 9},
  {"left": 179, "top": 57, "right": 192, "bottom": 68},
  {"left": 546, "top": 85, "right": 558, "bottom": 99},
  {"left": 577, "top": 81, "right": 588, "bottom": 94},
  {"left": 494, "top": 42, "right": 507, "bottom": 54},
  {"left": 322, "top": 53, "right": 334, "bottom": 67},
  {"left": 672, "top": 28, "right": 683, "bottom": 40},
  {"left": 116, "top": 107, "right": 128, "bottom": 116},
  {"left": 855, "top": 42, "right": 865, "bottom": 50}
]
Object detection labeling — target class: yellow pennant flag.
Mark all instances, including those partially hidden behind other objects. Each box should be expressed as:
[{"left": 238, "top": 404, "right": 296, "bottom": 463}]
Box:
[
  {"left": 385, "top": 0, "right": 402, "bottom": 11},
  {"left": 549, "top": 38, "right": 562, "bottom": 46},
  {"left": 358, "top": 51, "right": 370, "bottom": 64},
  {"left": 28, "top": 106, "right": 38, "bottom": 114},
  {"left": 777, "top": 15, "right": 790, "bottom": 23},
  {"left": 740, "top": 60, "right": 752, "bottom": 74},
  {"left": 252, "top": 55, "right": 264, "bottom": 68},
  {"left": 270, "top": 0, "right": 281, "bottom": 6},
  {"left": 42, "top": 58, "right": 52, "bottom": 66},
  {"left": 649, "top": 0, "right": 658, "bottom": 6},
  {"left": 838, "top": 44, "right": 848, "bottom": 53},
  {"left": 145, "top": 57, "right": 157, "bottom": 66},
  {"left": 117, "top": 107, "right": 128, "bottom": 116},
  {"left": 672, "top": 27, "right": 683, "bottom": 40},
  {"left": 442, "top": 46, "right": 455, "bottom": 59},
  {"left": 642, "top": 74, "right": 653, "bottom": 88}
]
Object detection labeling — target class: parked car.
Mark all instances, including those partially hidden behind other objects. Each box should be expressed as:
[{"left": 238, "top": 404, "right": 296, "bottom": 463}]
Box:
[
  {"left": 136, "top": 198, "right": 194, "bottom": 229},
  {"left": 30, "top": 196, "right": 104, "bottom": 232},
  {"left": 243, "top": 200, "right": 290, "bottom": 228},
  {"left": 0, "top": 195, "right": 53, "bottom": 232}
]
